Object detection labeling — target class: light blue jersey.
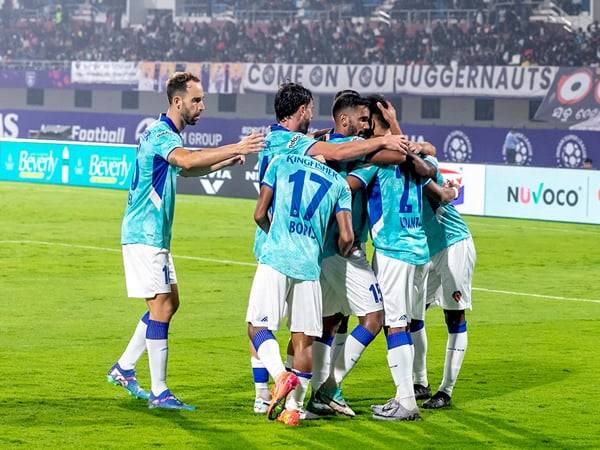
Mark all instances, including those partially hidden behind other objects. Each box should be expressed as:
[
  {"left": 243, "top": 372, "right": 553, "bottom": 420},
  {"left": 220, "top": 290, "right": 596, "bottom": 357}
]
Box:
[
  {"left": 421, "top": 156, "right": 471, "bottom": 257},
  {"left": 322, "top": 133, "right": 369, "bottom": 258},
  {"left": 259, "top": 154, "right": 352, "bottom": 281},
  {"left": 253, "top": 124, "right": 318, "bottom": 260},
  {"left": 121, "top": 114, "right": 182, "bottom": 250},
  {"left": 350, "top": 164, "right": 430, "bottom": 265}
]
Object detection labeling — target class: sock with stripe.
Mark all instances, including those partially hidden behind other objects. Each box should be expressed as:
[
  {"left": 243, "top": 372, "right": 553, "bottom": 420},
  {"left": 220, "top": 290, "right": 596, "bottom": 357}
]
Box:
[
  {"left": 439, "top": 321, "right": 468, "bottom": 396},
  {"left": 286, "top": 370, "right": 312, "bottom": 411},
  {"left": 118, "top": 311, "right": 149, "bottom": 370},
  {"left": 146, "top": 319, "right": 169, "bottom": 396},
  {"left": 252, "top": 329, "right": 285, "bottom": 380},
  {"left": 251, "top": 356, "right": 270, "bottom": 401},
  {"left": 310, "top": 334, "right": 333, "bottom": 392},
  {"left": 386, "top": 331, "right": 417, "bottom": 410},
  {"left": 410, "top": 319, "right": 429, "bottom": 386},
  {"left": 332, "top": 324, "right": 376, "bottom": 385}
]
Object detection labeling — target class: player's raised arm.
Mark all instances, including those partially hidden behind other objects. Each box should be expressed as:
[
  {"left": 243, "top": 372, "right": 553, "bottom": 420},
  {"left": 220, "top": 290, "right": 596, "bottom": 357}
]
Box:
[
  {"left": 405, "top": 145, "right": 437, "bottom": 179},
  {"left": 171, "top": 132, "right": 264, "bottom": 176},
  {"left": 308, "top": 134, "right": 408, "bottom": 162}
]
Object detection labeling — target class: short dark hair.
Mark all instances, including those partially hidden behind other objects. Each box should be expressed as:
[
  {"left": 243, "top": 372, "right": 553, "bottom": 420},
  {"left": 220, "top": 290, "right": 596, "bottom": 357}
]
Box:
[
  {"left": 274, "top": 82, "right": 313, "bottom": 122},
  {"left": 584, "top": 158, "right": 593, "bottom": 164},
  {"left": 332, "top": 93, "right": 370, "bottom": 118},
  {"left": 166, "top": 72, "right": 200, "bottom": 104},
  {"left": 366, "top": 94, "right": 390, "bottom": 130},
  {"left": 334, "top": 89, "right": 360, "bottom": 100}
]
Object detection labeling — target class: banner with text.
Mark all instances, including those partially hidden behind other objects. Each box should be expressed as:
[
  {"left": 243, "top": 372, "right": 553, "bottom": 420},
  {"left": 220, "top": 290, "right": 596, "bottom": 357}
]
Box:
[
  {"left": 1, "top": 109, "right": 598, "bottom": 169},
  {"left": 71, "top": 61, "right": 138, "bottom": 85},
  {"left": 242, "top": 64, "right": 557, "bottom": 97}
]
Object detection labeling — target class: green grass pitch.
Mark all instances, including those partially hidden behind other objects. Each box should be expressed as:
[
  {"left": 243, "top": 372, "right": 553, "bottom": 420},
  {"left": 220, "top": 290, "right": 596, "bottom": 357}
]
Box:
[{"left": 1, "top": 181, "right": 599, "bottom": 449}]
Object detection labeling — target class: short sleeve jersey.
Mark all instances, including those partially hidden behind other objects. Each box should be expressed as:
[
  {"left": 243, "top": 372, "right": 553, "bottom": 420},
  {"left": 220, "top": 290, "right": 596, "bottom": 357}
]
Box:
[
  {"left": 253, "top": 124, "right": 318, "bottom": 260},
  {"left": 259, "top": 154, "right": 352, "bottom": 280},
  {"left": 322, "top": 134, "right": 369, "bottom": 258},
  {"left": 121, "top": 114, "right": 182, "bottom": 250},
  {"left": 349, "top": 163, "right": 430, "bottom": 265},
  {"left": 421, "top": 156, "right": 471, "bottom": 257}
]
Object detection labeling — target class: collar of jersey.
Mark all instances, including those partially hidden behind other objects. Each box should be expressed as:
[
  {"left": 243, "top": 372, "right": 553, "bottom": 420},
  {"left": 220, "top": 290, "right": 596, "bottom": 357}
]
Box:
[
  {"left": 271, "top": 123, "right": 289, "bottom": 132},
  {"left": 159, "top": 114, "right": 180, "bottom": 134},
  {"left": 329, "top": 132, "right": 348, "bottom": 140}
]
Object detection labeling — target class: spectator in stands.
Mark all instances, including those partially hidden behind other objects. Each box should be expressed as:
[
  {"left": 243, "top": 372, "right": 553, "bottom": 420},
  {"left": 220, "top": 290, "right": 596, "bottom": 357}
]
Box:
[{"left": 583, "top": 158, "right": 593, "bottom": 170}]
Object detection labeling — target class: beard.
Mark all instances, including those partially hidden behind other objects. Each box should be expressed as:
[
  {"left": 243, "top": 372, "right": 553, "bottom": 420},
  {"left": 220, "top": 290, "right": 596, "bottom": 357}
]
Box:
[
  {"left": 298, "top": 116, "right": 311, "bottom": 134},
  {"left": 182, "top": 108, "right": 200, "bottom": 126}
]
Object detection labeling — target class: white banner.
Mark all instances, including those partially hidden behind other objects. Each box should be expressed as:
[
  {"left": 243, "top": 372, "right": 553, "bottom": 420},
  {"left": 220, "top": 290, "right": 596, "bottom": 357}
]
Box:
[
  {"left": 71, "top": 61, "right": 138, "bottom": 85},
  {"left": 395, "top": 65, "right": 557, "bottom": 98},
  {"left": 438, "top": 162, "right": 486, "bottom": 216},
  {"left": 242, "top": 63, "right": 395, "bottom": 94},
  {"left": 242, "top": 63, "right": 557, "bottom": 98}
]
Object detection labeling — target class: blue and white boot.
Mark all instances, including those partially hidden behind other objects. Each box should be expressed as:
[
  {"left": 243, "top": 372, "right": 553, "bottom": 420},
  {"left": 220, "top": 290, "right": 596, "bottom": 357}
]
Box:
[{"left": 107, "top": 363, "right": 150, "bottom": 400}]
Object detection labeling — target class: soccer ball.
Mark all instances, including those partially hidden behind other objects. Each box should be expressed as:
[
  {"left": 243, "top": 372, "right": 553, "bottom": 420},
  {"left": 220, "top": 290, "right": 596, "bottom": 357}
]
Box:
[
  {"left": 561, "top": 141, "right": 584, "bottom": 168},
  {"left": 449, "top": 136, "right": 467, "bottom": 162}
]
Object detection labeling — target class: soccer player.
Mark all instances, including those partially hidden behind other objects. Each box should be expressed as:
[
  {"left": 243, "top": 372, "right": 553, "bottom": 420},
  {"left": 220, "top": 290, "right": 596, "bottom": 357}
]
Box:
[
  {"left": 346, "top": 99, "right": 458, "bottom": 421},
  {"left": 249, "top": 83, "right": 409, "bottom": 413},
  {"left": 247, "top": 152, "right": 354, "bottom": 426},
  {"left": 411, "top": 155, "right": 476, "bottom": 409},
  {"left": 310, "top": 93, "right": 411, "bottom": 417},
  {"left": 107, "top": 72, "right": 264, "bottom": 410}
]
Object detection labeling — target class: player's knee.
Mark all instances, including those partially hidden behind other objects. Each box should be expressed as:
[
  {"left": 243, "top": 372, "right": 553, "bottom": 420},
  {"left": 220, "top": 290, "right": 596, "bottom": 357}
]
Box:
[
  {"left": 444, "top": 309, "right": 465, "bottom": 327},
  {"left": 361, "top": 311, "right": 383, "bottom": 335}
]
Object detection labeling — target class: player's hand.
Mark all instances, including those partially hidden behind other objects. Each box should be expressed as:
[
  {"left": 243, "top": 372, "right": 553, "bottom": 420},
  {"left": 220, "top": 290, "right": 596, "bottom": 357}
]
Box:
[
  {"left": 237, "top": 131, "right": 265, "bottom": 155},
  {"left": 377, "top": 101, "right": 397, "bottom": 125},
  {"left": 380, "top": 134, "right": 409, "bottom": 153},
  {"left": 408, "top": 141, "right": 422, "bottom": 154}
]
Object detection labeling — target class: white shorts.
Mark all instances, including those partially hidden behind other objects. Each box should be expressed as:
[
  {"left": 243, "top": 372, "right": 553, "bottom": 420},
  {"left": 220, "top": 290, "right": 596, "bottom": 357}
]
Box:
[
  {"left": 122, "top": 244, "right": 177, "bottom": 299},
  {"left": 425, "top": 237, "right": 476, "bottom": 311},
  {"left": 320, "top": 248, "right": 384, "bottom": 318},
  {"left": 372, "top": 251, "right": 427, "bottom": 328},
  {"left": 246, "top": 264, "right": 323, "bottom": 337}
]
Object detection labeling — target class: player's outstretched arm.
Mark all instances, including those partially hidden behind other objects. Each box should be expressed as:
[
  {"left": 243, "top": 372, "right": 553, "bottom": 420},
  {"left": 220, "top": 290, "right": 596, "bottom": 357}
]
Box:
[
  {"left": 424, "top": 180, "right": 459, "bottom": 203},
  {"left": 180, "top": 155, "right": 245, "bottom": 177},
  {"left": 366, "top": 148, "right": 408, "bottom": 165},
  {"left": 335, "top": 210, "right": 354, "bottom": 257},
  {"left": 170, "top": 131, "right": 264, "bottom": 175},
  {"left": 254, "top": 184, "right": 274, "bottom": 233},
  {"left": 308, "top": 134, "right": 408, "bottom": 162}
]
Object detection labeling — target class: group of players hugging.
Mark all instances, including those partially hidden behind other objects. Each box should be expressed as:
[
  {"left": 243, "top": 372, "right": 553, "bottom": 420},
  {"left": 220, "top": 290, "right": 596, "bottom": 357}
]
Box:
[
  {"left": 246, "top": 83, "right": 476, "bottom": 426},
  {"left": 108, "top": 72, "right": 474, "bottom": 424}
]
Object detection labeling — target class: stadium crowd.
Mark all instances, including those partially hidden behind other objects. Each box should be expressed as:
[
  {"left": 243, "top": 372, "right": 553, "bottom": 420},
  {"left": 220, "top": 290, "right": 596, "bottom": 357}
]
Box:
[{"left": 1, "top": 1, "right": 599, "bottom": 66}]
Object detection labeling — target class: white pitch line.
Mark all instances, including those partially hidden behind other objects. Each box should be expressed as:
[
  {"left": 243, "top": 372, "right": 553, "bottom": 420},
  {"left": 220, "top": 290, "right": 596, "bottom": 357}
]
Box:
[
  {"left": 1, "top": 239, "right": 599, "bottom": 304},
  {"left": 0, "top": 239, "right": 255, "bottom": 267},
  {"left": 472, "top": 287, "right": 600, "bottom": 304}
]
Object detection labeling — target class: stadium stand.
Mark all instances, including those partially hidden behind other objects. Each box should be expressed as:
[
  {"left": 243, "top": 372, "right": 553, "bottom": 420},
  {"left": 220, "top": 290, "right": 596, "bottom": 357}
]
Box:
[{"left": 0, "top": 0, "right": 598, "bottom": 66}]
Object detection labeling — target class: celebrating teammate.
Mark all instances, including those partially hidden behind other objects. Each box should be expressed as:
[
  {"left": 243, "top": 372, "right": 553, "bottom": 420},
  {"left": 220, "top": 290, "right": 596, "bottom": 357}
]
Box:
[
  {"left": 246, "top": 153, "right": 354, "bottom": 426},
  {"left": 107, "top": 72, "right": 264, "bottom": 410},
  {"left": 412, "top": 155, "right": 476, "bottom": 409},
  {"left": 248, "top": 83, "right": 409, "bottom": 413}
]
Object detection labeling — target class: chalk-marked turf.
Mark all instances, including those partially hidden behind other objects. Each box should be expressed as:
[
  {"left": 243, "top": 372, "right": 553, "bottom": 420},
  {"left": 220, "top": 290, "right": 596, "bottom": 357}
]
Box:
[{"left": 2, "top": 239, "right": 599, "bottom": 304}]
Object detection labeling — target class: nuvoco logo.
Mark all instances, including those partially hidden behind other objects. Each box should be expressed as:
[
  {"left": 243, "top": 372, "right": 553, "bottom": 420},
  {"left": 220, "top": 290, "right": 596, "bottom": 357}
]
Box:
[
  {"left": 443, "top": 131, "right": 472, "bottom": 162},
  {"left": 507, "top": 182, "right": 581, "bottom": 207}
]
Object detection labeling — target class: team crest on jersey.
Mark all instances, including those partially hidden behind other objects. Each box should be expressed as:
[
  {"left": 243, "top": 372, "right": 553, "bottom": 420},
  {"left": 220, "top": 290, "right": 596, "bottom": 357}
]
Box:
[
  {"left": 287, "top": 134, "right": 301, "bottom": 149},
  {"left": 452, "top": 291, "right": 463, "bottom": 302}
]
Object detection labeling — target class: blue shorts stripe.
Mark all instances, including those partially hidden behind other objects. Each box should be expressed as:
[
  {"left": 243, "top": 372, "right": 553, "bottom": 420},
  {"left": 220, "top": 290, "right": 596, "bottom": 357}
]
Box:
[
  {"left": 252, "top": 367, "right": 269, "bottom": 383},
  {"left": 351, "top": 325, "right": 375, "bottom": 347},
  {"left": 448, "top": 321, "right": 467, "bottom": 334},
  {"left": 292, "top": 369, "right": 312, "bottom": 379},
  {"left": 386, "top": 331, "right": 411, "bottom": 349},
  {"left": 252, "top": 329, "right": 276, "bottom": 351}
]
